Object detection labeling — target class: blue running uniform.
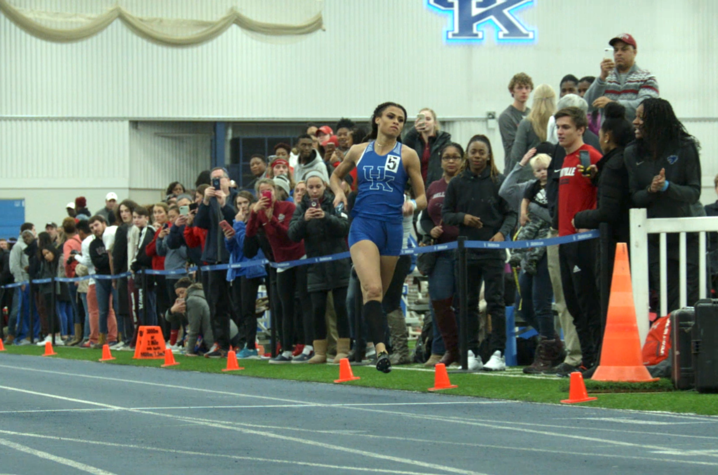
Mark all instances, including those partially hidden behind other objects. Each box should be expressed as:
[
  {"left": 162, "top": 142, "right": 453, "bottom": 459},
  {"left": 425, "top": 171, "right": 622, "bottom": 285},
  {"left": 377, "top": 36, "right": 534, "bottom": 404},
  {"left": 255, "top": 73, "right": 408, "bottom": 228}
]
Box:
[{"left": 349, "top": 141, "right": 408, "bottom": 256}]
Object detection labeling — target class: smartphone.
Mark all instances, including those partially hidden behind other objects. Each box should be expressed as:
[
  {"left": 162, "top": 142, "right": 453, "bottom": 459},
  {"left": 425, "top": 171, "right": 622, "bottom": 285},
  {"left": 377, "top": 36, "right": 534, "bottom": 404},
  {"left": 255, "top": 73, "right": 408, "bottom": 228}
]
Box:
[
  {"left": 416, "top": 112, "right": 426, "bottom": 130},
  {"left": 579, "top": 150, "right": 591, "bottom": 172},
  {"left": 604, "top": 47, "right": 614, "bottom": 60},
  {"left": 310, "top": 200, "right": 320, "bottom": 209},
  {"left": 261, "top": 190, "right": 272, "bottom": 202},
  {"left": 219, "top": 220, "right": 233, "bottom": 233},
  {"left": 179, "top": 205, "right": 189, "bottom": 216},
  {"left": 189, "top": 202, "right": 198, "bottom": 212},
  {"left": 163, "top": 223, "right": 169, "bottom": 230},
  {"left": 325, "top": 142, "right": 336, "bottom": 154},
  {"left": 335, "top": 203, "right": 344, "bottom": 214},
  {"left": 212, "top": 177, "right": 221, "bottom": 190}
]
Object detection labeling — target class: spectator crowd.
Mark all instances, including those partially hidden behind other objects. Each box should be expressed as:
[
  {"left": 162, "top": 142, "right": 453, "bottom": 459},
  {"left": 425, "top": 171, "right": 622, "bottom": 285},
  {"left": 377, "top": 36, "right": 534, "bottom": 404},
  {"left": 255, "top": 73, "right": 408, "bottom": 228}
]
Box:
[{"left": 0, "top": 33, "right": 714, "bottom": 377}]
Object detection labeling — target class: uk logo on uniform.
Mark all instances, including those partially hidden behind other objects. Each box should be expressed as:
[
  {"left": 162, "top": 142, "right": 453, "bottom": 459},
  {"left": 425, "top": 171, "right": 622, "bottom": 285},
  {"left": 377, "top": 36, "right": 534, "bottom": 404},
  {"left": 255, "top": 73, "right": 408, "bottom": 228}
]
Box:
[
  {"left": 364, "top": 166, "right": 394, "bottom": 192},
  {"left": 426, "top": 0, "right": 535, "bottom": 43}
]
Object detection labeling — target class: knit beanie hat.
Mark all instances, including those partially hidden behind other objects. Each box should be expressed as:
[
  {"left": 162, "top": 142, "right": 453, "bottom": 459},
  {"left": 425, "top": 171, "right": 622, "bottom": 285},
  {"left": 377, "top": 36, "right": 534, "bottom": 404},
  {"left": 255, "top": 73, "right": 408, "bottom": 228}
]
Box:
[
  {"left": 273, "top": 175, "right": 291, "bottom": 197},
  {"left": 75, "top": 196, "right": 87, "bottom": 208},
  {"left": 303, "top": 171, "right": 326, "bottom": 184}
]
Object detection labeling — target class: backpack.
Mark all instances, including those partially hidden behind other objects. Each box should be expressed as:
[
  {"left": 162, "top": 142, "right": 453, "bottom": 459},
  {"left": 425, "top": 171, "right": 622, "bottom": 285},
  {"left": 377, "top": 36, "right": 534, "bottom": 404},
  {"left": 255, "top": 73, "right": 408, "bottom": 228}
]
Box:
[{"left": 642, "top": 315, "right": 672, "bottom": 366}]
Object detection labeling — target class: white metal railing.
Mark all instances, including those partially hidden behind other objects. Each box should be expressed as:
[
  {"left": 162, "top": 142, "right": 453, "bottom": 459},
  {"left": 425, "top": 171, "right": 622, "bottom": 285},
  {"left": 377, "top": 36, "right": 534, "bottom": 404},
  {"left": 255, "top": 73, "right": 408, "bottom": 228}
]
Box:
[{"left": 629, "top": 208, "right": 718, "bottom": 345}]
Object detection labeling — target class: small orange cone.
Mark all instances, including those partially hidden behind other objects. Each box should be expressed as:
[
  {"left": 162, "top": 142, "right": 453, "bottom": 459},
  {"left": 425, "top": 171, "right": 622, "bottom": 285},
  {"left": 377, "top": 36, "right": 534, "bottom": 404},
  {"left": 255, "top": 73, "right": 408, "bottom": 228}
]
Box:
[
  {"left": 0, "top": 339, "right": 5, "bottom": 351},
  {"left": 334, "top": 358, "right": 360, "bottom": 383},
  {"left": 161, "top": 348, "right": 179, "bottom": 367},
  {"left": 561, "top": 372, "right": 598, "bottom": 404},
  {"left": 42, "top": 341, "right": 56, "bottom": 357},
  {"left": 99, "top": 344, "right": 115, "bottom": 362},
  {"left": 592, "top": 243, "right": 659, "bottom": 383},
  {"left": 428, "top": 363, "right": 458, "bottom": 391},
  {"left": 222, "top": 350, "right": 244, "bottom": 372}
]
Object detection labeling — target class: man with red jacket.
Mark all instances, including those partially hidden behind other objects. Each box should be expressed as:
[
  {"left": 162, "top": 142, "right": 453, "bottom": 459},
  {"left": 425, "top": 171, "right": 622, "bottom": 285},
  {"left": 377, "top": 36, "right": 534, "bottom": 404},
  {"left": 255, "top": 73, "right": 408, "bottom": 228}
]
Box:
[{"left": 554, "top": 107, "right": 602, "bottom": 378}]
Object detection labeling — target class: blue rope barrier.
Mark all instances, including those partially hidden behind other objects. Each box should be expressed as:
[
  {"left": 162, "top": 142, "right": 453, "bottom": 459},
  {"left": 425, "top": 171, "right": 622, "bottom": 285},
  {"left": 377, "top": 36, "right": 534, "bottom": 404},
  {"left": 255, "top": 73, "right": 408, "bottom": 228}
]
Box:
[{"left": 0, "top": 231, "right": 599, "bottom": 289}]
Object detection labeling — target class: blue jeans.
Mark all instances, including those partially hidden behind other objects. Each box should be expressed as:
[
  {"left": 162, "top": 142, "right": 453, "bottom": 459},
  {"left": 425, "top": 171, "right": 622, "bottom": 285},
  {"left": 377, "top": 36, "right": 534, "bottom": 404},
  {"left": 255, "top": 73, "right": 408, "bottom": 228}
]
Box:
[
  {"left": 16, "top": 286, "right": 41, "bottom": 341},
  {"left": 8, "top": 287, "right": 21, "bottom": 337},
  {"left": 428, "top": 252, "right": 457, "bottom": 354},
  {"left": 517, "top": 254, "right": 554, "bottom": 339},
  {"left": 81, "top": 292, "right": 90, "bottom": 339},
  {"left": 95, "top": 279, "right": 113, "bottom": 334}
]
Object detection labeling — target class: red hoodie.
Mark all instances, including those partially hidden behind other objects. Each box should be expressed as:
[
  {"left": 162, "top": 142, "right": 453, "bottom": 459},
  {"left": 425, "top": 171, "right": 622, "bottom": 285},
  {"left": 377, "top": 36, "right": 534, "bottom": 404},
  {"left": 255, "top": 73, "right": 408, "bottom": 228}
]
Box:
[
  {"left": 246, "top": 201, "right": 304, "bottom": 263},
  {"left": 183, "top": 225, "right": 207, "bottom": 253}
]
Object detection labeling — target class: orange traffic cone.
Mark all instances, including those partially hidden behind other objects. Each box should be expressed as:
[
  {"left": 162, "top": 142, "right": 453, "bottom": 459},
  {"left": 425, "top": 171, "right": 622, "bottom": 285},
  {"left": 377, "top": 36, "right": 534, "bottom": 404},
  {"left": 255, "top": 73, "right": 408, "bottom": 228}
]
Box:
[
  {"left": 428, "top": 363, "right": 458, "bottom": 391},
  {"left": 42, "top": 341, "right": 56, "bottom": 357},
  {"left": 334, "top": 358, "right": 360, "bottom": 383},
  {"left": 561, "top": 372, "right": 598, "bottom": 404},
  {"left": 99, "top": 344, "right": 115, "bottom": 362},
  {"left": 592, "top": 243, "right": 659, "bottom": 383},
  {"left": 0, "top": 339, "right": 5, "bottom": 351},
  {"left": 161, "top": 348, "right": 180, "bottom": 367},
  {"left": 222, "top": 350, "right": 244, "bottom": 372}
]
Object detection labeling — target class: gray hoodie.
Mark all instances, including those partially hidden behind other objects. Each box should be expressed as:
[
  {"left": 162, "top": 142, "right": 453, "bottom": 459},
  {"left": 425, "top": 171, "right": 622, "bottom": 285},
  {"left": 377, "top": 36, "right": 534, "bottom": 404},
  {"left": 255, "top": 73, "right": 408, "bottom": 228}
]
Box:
[
  {"left": 293, "top": 149, "right": 330, "bottom": 184},
  {"left": 166, "top": 283, "right": 238, "bottom": 353},
  {"left": 9, "top": 237, "right": 29, "bottom": 283}
]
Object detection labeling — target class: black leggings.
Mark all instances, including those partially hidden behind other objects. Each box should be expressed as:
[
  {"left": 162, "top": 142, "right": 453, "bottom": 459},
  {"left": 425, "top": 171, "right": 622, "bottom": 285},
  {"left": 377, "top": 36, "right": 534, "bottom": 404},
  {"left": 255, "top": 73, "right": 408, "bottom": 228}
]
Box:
[
  {"left": 230, "top": 276, "right": 263, "bottom": 350},
  {"left": 276, "top": 266, "right": 312, "bottom": 349},
  {"left": 311, "top": 287, "right": 349, "bottom": 340},
  {"left": 41, "top": 293, "right": 61, "bottom": 335}
]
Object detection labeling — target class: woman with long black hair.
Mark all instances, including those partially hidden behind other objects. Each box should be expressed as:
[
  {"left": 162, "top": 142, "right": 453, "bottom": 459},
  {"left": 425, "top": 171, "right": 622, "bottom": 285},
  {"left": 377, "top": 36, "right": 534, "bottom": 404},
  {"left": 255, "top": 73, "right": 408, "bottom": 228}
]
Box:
[
  {"left": 624, "top": 98, "right": 702, "bottom": 313},
  {"left": 330, "top": 102, "right": 427, "bottom": 373}
]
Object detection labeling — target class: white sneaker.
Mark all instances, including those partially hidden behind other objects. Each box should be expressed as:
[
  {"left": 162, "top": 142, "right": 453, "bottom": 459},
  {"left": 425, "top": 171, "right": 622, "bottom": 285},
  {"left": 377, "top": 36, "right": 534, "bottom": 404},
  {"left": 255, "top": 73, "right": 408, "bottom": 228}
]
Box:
[
  {"left": 467, "top": 349, "right": 483, "bottom": 371},
  {"left": 54, "top": 336, "right": 65, "bottom": 346},
  {"left": 110, "top": 341, "right": 125, "bottom": 351},
  {"left": 36, "top": 335, "right": 52, "bottom": 346},
  {"left": 482, "top": 350, "right": 506, "bottom": 371}
]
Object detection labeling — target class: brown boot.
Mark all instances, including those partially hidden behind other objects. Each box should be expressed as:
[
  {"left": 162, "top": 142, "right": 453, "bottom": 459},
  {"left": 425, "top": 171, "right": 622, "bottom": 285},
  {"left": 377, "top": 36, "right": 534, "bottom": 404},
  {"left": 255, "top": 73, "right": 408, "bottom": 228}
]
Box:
[
  {"left": 387, "top": 310, "right": 411, "bottom": 365},
  {"left": 308, "top": 339, "right": 327, "bottom": 364},
  {"left": 432, "top": 298, "right": 460, "bottom": 367},
  {"left": 67, "top": 324, "right": 83, "bottom": 346},
  {"left": 423, "top": 353, "right": 443, "bottom": 367},
  {"left": 98, "top": 333, "right": 107, "bottom": 346},
  {"left": 5, "top": 335, "right": 14, "bottom": 346},
  {"left": 523, "top": 337, "right": 562, "bottom": 374},
  {"left": 333, "top": 338, "right": 351, "bottom": 364}
]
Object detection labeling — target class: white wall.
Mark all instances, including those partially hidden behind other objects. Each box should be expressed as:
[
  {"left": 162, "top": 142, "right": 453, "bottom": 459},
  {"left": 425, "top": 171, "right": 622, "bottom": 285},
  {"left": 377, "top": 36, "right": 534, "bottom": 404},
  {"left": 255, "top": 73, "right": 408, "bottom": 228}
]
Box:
[{"left": 1, "top": 0, "right": 717, "bottom": 227}]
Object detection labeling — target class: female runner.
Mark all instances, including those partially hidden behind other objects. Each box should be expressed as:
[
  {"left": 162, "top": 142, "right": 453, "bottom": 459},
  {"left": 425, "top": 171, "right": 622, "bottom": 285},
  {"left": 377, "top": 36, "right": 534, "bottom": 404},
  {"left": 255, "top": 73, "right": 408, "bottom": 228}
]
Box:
[{"left": 330, "top": 102, "right": 426, "bottom": 373}]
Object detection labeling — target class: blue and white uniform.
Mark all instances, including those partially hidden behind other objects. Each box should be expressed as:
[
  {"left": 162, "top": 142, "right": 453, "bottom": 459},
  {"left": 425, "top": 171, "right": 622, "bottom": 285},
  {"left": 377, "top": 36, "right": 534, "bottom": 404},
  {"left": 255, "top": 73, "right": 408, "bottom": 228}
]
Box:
[{"left": 349, "top": 141, "right": 408, "bottom": 256}]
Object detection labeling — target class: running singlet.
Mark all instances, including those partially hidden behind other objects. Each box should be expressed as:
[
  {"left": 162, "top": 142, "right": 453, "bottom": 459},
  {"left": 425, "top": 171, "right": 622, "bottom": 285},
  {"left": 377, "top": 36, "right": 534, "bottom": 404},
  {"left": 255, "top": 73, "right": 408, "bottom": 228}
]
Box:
[{"left": 351, "top": 141, "right": 408, "bottom": 224}]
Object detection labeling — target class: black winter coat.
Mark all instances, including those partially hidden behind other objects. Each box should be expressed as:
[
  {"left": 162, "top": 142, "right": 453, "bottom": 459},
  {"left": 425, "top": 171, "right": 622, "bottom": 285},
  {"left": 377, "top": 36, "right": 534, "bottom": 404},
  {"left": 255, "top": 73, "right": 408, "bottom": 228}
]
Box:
[
  {"left": 402, "top": 128, "right": 452, "bottom": 188},
  {"left": 288, "top": 191, "right": 350, "bottom": 292},
  {"left": 573, "top": 147, "right": 631, "bottom": 243}
]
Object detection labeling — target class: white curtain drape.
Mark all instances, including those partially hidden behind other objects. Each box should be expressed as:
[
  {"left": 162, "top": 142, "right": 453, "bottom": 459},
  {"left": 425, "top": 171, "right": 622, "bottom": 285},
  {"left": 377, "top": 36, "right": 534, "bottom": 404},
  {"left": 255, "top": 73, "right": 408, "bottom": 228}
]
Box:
[{"left": 0, "top": 0, "right": 324, "bottom": 46}]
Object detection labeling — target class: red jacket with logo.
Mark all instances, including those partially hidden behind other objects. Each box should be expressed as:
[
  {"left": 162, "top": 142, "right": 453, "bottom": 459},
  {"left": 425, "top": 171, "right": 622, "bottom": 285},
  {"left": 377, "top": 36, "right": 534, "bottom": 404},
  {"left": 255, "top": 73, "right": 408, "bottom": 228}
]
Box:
[
  {"left": 246, "top": 201, "right": 305, "bottom": 263},
  {"left": 558, "top": 144, "right": 601, "bottom": 236}
]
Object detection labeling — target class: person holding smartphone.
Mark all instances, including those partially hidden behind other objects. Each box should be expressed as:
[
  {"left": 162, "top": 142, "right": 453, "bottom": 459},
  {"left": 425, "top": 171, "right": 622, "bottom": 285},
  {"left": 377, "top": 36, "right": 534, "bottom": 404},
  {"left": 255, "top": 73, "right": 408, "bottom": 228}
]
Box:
[
  {"left": 554, "top": 107, "right": 602, "bottom": 378},
  {"left": 224, "top": 191, "right": 267, "bottom": 359},
  {"left": 402, "top": 107, "right": 451, "bottom": 187},
  {"left": 194, "top": 167, "right": 237, "bottom": 359},
  {"left": 246, "top": 178, "right": 309, "bottom": 363},
  {"left": 288, "top": 171, "right": 351, "bottom": 364}
]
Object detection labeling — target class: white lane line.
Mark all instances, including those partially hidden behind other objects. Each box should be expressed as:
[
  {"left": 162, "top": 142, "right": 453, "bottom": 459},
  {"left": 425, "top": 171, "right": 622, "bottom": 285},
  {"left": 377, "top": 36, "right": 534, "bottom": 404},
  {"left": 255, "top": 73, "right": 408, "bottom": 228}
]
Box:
[
  {"left": 344, "top": 432, "right": 718, "bottom": 468},
  {"left": 0, "top": 437, "right": 117, "bottom": 475},
  {"left": 579, "top": 417, "right": 711, "bottom": 425},
  {"left": 0, "top": 429, "right": 440, "bottom": 475},
  {"left": 0, "top": 385, "right": 485, "bottom": 475},
  {"left": 340, "top": 405, "right": 718, "bottom": 460},
  {"left": 0, "top": 364, "right": 317, "bottom": 406},
  {"left": 0, "top": 401, "right": 503, "bottom": 416}
]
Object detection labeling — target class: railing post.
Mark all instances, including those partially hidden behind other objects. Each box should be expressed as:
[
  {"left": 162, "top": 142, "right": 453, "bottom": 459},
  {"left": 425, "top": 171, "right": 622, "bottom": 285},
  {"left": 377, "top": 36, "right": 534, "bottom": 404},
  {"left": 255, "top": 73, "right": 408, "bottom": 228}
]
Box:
[
  {"left": 630, "top": 208, "right": 650, "bottom": 346},
  {"left": 50, "top": 276, "right": 56, "bottom": 346},
  {"left": 28, "top": 280, "right": 35, "bottom": 344},
  {"left": 457, "top": 236, "right": 468, "bottom": 371}
]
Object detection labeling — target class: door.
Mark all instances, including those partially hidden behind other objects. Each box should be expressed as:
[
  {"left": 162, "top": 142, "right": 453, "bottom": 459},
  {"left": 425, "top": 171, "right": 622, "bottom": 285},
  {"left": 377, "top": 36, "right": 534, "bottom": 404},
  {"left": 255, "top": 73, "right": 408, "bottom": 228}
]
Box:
[{"left": 0, "top": 199, "right": 25, "bottom": 239}]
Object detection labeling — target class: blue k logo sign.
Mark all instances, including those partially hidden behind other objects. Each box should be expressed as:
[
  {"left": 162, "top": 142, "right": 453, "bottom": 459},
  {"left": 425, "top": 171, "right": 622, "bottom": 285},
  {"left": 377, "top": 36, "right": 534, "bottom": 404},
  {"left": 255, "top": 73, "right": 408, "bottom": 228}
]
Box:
[{"left": 427, "top": 0, "right": 535, "bottom": 43}]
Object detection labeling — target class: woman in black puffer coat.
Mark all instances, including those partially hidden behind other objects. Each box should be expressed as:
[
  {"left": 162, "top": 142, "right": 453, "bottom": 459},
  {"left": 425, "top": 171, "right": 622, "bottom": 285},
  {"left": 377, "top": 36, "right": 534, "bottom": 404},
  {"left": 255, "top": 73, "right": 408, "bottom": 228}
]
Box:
[{"left": 289, "top": 171, "right": 351, "bottom": 364}]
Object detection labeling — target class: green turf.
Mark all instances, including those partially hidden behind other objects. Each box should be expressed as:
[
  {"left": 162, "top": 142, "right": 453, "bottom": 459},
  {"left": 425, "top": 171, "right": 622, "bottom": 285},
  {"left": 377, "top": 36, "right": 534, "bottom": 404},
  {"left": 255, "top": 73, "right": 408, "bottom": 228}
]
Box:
[{"left": 4, "top": 345, "right": 718, "bottom": 416}]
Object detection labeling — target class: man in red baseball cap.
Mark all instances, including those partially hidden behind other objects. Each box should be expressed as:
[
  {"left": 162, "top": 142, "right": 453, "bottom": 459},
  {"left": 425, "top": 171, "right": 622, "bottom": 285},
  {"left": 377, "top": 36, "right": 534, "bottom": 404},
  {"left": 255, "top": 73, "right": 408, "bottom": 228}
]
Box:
[{"left": 584, "top": 33, "right": 659, "bottom": 121}]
